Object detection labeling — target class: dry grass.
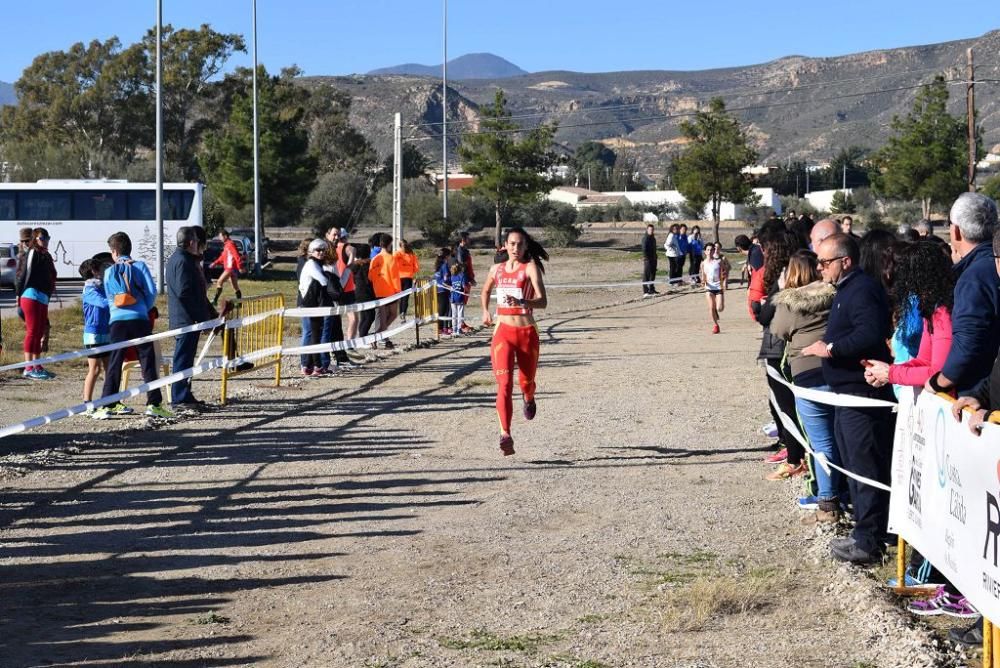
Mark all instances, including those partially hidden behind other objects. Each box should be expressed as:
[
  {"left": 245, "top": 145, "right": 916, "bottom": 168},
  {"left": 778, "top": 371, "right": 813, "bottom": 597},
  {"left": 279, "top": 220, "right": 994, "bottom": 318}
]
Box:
[{"left": 659, "top": 572, "right": 781, "bottom": 632}]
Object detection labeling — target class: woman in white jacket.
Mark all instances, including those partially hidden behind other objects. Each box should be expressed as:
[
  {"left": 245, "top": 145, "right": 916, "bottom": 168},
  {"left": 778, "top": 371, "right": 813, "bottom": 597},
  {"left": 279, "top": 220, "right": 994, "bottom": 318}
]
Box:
[{"left": 663, "top": 224, "right": 682, "bottom": 283}]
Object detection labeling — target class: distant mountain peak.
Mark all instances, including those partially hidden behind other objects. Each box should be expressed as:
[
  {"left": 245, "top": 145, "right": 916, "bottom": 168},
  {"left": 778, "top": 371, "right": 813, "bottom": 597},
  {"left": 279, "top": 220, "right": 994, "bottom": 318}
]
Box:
[{"left": 367, "top": 53, "right": 528, "bottom": 80}]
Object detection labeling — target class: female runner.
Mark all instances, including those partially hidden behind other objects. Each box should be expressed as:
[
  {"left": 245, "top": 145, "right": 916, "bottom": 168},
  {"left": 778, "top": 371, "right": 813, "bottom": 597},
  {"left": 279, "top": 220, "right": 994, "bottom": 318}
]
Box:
[{"left": 480, "top": 227, "right": 548, "bottom": 456}]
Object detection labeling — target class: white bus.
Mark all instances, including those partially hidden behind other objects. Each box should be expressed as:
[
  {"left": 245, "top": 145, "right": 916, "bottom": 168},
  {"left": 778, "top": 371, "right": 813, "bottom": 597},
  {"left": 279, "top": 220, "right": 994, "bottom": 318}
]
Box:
[{"left": 0, "top": 180, "right": 203, "bottom": 281}]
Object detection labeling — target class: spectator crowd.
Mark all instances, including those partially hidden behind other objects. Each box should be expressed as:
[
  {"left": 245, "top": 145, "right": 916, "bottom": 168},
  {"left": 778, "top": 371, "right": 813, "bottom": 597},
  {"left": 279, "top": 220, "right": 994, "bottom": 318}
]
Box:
[{"left": 740, "top": 195, "right": 1000, "bottom": 647}]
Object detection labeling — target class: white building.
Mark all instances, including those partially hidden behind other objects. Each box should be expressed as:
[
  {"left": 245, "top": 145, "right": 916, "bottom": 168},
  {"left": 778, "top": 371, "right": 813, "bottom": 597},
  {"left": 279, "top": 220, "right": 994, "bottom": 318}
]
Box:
[
  {"left": 604, "top": 187, "right": 782, "bottom": 220},
  {"left": 805, "top": 189, "right": 852, "bottom": 213}
]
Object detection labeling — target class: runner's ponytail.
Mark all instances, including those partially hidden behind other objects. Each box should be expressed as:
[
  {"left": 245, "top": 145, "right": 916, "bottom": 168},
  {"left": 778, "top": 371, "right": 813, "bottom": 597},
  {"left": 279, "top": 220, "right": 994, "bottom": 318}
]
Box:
[{"left": 505, "top": 227, "right": 549, "bottom": 274}]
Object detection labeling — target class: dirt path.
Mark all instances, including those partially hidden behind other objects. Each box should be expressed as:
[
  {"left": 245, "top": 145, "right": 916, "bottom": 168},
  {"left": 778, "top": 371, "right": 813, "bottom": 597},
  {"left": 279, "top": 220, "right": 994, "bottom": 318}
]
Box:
[{"left": 0, "top": 257, "right": 955, "bottom": 667}]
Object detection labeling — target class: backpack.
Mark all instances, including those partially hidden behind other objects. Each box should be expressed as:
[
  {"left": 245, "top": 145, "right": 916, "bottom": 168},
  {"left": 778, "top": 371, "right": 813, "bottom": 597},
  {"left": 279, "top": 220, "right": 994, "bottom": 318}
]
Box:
[{"left": 106, "top": 260, "right": 143, "bottom": 308}]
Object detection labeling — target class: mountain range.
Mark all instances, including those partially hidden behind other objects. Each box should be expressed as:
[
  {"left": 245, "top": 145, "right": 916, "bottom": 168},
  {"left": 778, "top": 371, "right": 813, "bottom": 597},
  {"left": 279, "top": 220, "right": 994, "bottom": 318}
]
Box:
[
  {"left": 367, "top": 53, "right": 527, "bottom": 80},
  {"left": 307, "top": 31, "right": 1000, "bottom": 174}
]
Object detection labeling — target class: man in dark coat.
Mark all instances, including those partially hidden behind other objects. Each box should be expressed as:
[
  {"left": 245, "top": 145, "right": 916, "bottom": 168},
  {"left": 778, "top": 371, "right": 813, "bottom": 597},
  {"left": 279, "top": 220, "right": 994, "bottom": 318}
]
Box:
[
  {"left": 166, "top": 226, "right": 215, "bottom": 408},
  {"left": 642, "top": 224, "right": 658, "bottom": 296},
  {"left": 802, "top": 233, "right": 895, "bottom": 564}
]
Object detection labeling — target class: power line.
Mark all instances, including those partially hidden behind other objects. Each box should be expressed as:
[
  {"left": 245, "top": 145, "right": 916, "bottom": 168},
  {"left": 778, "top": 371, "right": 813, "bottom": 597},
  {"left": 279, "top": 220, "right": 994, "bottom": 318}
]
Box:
[
  {"left": 404, "top": 78, "right": 972, "bottom": 143},
  {"left": 403, "top": 66, "right": 967, "bottom": 131}
]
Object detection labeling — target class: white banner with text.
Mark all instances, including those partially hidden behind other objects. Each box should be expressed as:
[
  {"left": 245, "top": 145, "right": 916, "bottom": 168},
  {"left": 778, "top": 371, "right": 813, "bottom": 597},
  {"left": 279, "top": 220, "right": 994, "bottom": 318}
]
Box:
[{"left": 889, "top": 387, "right": 1000, "bottom": 620}]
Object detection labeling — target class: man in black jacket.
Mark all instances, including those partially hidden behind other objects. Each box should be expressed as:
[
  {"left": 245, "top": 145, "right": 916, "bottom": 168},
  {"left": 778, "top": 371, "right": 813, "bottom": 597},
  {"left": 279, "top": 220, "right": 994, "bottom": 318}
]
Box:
[
  {"left": 803, "top": 233, "right": 895, "bottom": 564},
  {"left": 166, "top": 226, "right": 215, "bottom": 408},
  {"left": 642, "top": 224, "right": 658, "bottom": 297}
]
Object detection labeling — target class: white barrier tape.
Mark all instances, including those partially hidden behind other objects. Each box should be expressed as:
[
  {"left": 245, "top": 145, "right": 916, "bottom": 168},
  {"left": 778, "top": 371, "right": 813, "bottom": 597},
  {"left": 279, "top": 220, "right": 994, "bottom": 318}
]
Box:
[
  {"left": 285, "top": 286, "right": 421, "bottom": 318},
  {"left": 0, "top": 317, "right": 225, "bottom": 373},
  {"left": 547, "top": 275, "right": 701, "bottom": 289},
  {"left": 283, "top": 313, "right": 437, "bottom": 358},
  {"left": 766, "top": 386, "right": 893, "bottom": 493},
  {"left": 0, "top": 357, "right": 225, "bottom": 439},
  {"left": 224, "top": 307, "right": 284, "bottom": 330},
  {"left": 225, "top": 345, "right": 284, "bottom": 368},
  {"left": 764, "top": 364, "right": 898, "bottom": 409}
]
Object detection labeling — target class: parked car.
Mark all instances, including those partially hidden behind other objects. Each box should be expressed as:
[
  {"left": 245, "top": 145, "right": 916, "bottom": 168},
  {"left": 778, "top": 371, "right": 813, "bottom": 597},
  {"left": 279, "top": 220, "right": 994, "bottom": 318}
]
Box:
[
  {"left": 228, "top": 228, "right": 270, "bottom": 264},
  {"left": 202, "top": 235, "right": 252, "bottom": 279},
  {"left": 0, "top": 242, "right": 17, "bottom": 289}
]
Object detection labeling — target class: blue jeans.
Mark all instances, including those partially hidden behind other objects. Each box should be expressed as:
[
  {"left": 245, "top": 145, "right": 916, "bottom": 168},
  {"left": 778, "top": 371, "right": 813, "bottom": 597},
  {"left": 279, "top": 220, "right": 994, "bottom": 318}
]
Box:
[
  {"left": 794, "top": 387, "right": 841, "bottom": 501},
  {"left": 320, "top": 316, "right": 334, "bottom": 369},
  {"left": 170, "top": 331, "right": 199, "bottom": 404},
  {"left": 300, "top": 319, "right": 312, "bottom": 369}
]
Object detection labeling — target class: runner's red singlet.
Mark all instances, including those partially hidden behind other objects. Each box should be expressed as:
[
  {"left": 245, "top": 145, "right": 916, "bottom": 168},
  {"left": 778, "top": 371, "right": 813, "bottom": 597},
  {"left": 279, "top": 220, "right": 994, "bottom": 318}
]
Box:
[{"left": 494, "top": 261, "right": 535, "bottom": 316}]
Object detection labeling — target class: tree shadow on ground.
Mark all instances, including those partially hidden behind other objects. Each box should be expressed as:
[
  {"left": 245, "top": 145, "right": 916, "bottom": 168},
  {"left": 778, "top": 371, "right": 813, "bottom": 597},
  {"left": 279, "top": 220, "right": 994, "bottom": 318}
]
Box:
[{"left": 0, "top": 341, "right": 507, "bottom": 667}]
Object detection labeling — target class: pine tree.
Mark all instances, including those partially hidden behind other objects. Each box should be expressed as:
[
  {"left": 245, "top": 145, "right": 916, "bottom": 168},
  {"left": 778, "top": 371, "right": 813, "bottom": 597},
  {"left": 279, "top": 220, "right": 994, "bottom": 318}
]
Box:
[
  {"left": 458, "top": 89, "right": 557, "bottom": 246},
  {"left": 672, "top": 98, "right": 759, "bottom": 242},
  {"left": 873, "top": 77, "right": 970, "bottom": 218}
]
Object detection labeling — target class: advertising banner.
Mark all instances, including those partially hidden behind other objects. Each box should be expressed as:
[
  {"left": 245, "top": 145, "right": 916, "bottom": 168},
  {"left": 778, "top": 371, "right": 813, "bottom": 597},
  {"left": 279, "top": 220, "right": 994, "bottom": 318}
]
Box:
[{"left": 889, "top": 387, "right": 1000, "bottom": 620}]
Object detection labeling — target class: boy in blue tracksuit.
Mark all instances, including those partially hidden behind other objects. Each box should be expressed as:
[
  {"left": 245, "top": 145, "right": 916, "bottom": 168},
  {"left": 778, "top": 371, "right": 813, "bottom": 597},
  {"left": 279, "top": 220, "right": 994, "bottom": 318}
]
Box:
[
  {"left": 434, "top": 249, "right": 453, "bottom": 334},
  {"left": 449, "top": 261, "right": 467, "bottom": 334},
  {"left": 80, "top": 258, "right": 111, "bottom": 407},
  {"left": 94, "top": 232, "right": 172, "bottom": 419}
]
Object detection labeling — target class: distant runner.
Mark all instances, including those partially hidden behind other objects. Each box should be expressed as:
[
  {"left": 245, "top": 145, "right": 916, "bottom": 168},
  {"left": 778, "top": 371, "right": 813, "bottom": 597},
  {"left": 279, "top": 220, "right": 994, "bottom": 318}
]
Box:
[{"left": 481, "top": 227, "right": 548, "bottom": 456}]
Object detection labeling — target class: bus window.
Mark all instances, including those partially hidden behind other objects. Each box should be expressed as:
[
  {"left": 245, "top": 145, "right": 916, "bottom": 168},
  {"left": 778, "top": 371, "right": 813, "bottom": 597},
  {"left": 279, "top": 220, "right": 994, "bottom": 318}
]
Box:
[
  {"left": 165, "top": 190, "right": 194, "bottom": 220},
  {"left": 0, "top": 192, "right": 14, "bottom": 220},
  {"left": 73, "top": 191, "right": 128, "bottom": 220},
  {"left": 18, "top": 191, "right": 71, "bottom": 220},
  {"left": 127, "top": 190, "right": 194, "bottom": 221}
]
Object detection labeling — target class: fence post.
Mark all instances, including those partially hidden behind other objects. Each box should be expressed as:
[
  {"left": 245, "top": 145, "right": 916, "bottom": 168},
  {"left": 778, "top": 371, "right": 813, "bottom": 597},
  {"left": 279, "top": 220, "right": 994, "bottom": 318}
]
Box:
[
  {"left": 220, "top": 323, "right": 231, "bottom": 406},
  {"left": 432, "top": 279, "right": 440, "bottom": 341},
  {"left": 413, "top": 280, "right": 421, "bottom": 347},
  {"left": 986, "top": 618, "right": 994, "bottom": 666}
]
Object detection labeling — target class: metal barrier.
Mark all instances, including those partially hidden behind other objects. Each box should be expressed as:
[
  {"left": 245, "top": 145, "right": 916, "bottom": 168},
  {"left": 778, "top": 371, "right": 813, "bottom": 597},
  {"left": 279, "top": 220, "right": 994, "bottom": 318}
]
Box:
[
  {"left": 411, "top": 280, "right": 439, "bottom": 345},
  {"left": 220, "top": 293, "right": 285, "bottom": 405}
]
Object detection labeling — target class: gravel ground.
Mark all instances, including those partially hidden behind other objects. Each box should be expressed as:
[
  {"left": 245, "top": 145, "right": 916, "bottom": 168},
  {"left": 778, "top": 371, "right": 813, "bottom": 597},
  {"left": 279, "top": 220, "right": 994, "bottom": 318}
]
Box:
[{"left": 0, "top": 249, "right": 970, "bottom": 667}]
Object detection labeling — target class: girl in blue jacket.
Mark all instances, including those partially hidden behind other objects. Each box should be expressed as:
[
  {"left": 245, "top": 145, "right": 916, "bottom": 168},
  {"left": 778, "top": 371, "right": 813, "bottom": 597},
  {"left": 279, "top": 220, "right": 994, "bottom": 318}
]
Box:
[{"left": 80, "top": 258, "right": 111, "bottom": 406}]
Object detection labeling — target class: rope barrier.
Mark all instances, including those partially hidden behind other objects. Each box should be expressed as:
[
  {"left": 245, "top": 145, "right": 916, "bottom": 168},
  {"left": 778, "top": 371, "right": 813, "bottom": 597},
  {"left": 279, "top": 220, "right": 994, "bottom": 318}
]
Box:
[{"left": 763, "top": 365, "right": 895, "bottom": 492}]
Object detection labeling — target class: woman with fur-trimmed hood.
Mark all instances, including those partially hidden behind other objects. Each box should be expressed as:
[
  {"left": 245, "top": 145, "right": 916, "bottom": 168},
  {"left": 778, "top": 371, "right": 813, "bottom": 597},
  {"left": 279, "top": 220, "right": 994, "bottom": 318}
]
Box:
[{"left": 770, "top": 249, "right": 842, "bottom": 523}]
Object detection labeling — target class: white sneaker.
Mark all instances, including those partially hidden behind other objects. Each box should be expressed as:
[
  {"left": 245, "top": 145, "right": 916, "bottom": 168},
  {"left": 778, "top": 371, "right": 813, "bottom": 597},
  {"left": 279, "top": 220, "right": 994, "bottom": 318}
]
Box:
[{"left": 762, "top": 422, "right": 779, "bottom": 438}]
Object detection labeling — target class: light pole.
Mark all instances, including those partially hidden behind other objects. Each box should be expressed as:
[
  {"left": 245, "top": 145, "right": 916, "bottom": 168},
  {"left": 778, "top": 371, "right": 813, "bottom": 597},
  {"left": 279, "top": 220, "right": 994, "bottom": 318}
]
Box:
[
  {"left": 251, "top": 0, "right": 263, "bottom": 277},
  {"left": 155, "top": 0, "right": 164, "bottom": 293},
  {"left": 441, "top": 0, "right": 448, "bottom": 223}
]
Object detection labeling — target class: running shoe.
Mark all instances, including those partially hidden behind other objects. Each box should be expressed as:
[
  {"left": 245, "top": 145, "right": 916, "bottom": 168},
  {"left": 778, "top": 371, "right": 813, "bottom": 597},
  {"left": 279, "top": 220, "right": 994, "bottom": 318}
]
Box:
[
  {"left": 908, "top": 587, "right": 952, "bottom": 616},
  {"left": 796, "top": 495, "right": 819, "bottom": 510},
  {"left": 312, "top": 367, "right": 332, "bottom": 377},
  {"left": 712, "top": 324, "right": 720, "bottom": 334},
  {"left": 22, "top": 368, "right": 33, "bottom": 378},
  {"left": 949, "top": 618, "right": 984, "bottom": 647},
  {"left": 499, "top": 434, "right": 515, "bottom": 456},
  {"left": 642, "top": 293, "right": 652, "bottom": 299},
  {"left": 36, "top": 367, "right": 56, "bottom": 379},
  {"left": 92, "top": 403, "right": 134, "bottom": 420},
  {"left": 523, "top": 400, "right": 537, "bottom": 421},
  {"left": 887, "top": 567, "right": 943, "bottom": 590},
  {"left": 942, "top": 595, "right": 979, "bottom": 619},
  {"left": 762, "top": 422, "right": 779, "bottom": 438},
  {"left": 145, "top": 404, "right": 175, "bottom": 419},
  {"left": 301, "top": 367, "right": 314, "bottom": 376},
  {"left": 765, "top": 448, "right": 788, "bottom": 464},
  {"left": 27, "top": 369, "right": 52, "bottom": 380},
  {"left": 441, "top": 327, "right": 452, "bottom": 335},
  {"left": 461, "top": 324, "right": 473, "bottom": 333},
  {"left": 765, "top": 461, "right": 808, "bottom": 480}
]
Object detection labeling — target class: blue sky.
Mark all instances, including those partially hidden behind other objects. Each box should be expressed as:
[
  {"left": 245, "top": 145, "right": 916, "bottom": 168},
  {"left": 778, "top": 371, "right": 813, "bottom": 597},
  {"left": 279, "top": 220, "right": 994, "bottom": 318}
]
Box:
[{"left": 1, "top": 1, "right": 997, "bottom": 83}]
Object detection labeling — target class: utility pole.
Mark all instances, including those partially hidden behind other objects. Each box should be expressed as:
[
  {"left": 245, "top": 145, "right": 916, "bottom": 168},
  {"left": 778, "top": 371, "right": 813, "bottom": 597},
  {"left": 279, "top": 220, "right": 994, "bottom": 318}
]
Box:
[
  {"left": 393, "top": 113, "right": 403, "bottom": 252},
  {"left": 441, "top": 0, "right": 448, "bottom": 222},
  {"left": 842, "top": 164, "right": 847, "bottom": 191},
  {"left": 805, "top": 167, "right": 810, "bottom": 195},
  {"left": 251, "top": 0, "right": 263, "bottom": 276},
  {"left": 967, "top": 48, "right": 977, "bottom": 192},
  {"left": 155, "top": 0, "right": 163, "bottom": 292}
]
